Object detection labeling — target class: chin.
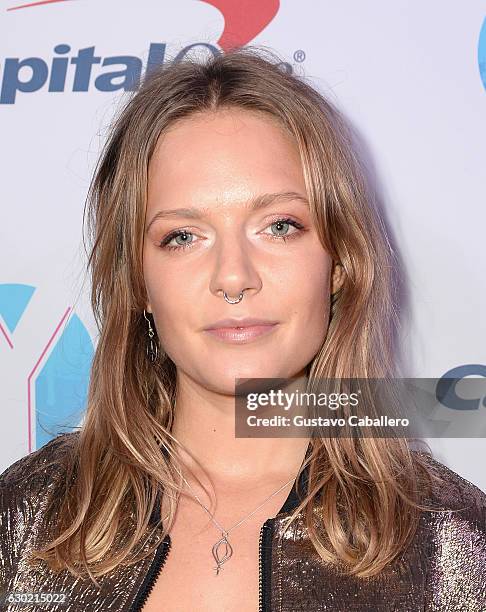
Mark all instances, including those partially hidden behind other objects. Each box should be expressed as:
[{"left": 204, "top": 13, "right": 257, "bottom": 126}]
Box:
[{"left": 217, "top": 363, "right": 285, "bottom": 385}]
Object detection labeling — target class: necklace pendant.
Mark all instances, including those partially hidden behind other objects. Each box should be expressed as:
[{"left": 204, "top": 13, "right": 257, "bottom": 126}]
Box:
[{"left": 212, "top": 532, "right": 233, "bottom": 575}]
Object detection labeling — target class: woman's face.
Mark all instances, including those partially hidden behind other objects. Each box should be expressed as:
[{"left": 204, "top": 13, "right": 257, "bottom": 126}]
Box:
[{"left": 143, "top": 108, "right": 342, "bottom": 395}]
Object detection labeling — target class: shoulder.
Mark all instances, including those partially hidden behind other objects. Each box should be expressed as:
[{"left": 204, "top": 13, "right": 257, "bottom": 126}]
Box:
[
  {"left": 0, "top": 431, "right": 80, "bottom": 585},
  {"left": 414, "top": 450, "right": 486, "bottom": 519},
  {"left": 0, "top": 431, "right": 79, "bottom": 488},
  {"left": 413, "top": 451, "right": 486, "bottom": 609},
  {"left": 0, "top": 431, "right": 80, "bottom": 496}
]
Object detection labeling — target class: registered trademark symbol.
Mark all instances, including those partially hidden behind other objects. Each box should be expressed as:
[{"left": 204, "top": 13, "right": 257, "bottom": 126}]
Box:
[{"left": 293, "top": 50, "right": 306, "bottom": 63}]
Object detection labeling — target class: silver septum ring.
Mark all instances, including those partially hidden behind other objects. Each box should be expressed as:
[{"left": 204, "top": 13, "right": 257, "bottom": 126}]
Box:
[{"left": 223, "top": 291, "right": 243, "bottom": 304}]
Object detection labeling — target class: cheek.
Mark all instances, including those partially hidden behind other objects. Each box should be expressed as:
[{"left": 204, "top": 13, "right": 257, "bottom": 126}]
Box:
[
  {"left": 151, "top": 294, "right": 187, "bottom": 337},
  {"left": 145, "top": 253, "right": 187, "bottom": 307},
  {"left": 291, "top": 257, "right": 331, "bottom": 326}
]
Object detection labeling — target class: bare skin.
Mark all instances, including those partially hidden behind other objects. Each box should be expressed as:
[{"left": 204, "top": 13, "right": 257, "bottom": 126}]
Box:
[{"left": 141, "top": 107, "right": 344, "bottom": 610}]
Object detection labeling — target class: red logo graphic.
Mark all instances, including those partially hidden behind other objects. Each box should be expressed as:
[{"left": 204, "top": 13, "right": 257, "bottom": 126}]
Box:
[
  {"left": 201, "top": 0, "right": 279, "bottom": 49},
  {"left": 7, "top": 0, "right": 280, "bottom": 50}
]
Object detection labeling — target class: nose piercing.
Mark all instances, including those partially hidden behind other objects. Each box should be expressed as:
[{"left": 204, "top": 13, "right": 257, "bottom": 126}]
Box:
[{"left": 223, "top": 291, "right": 244, "bottom": 304}]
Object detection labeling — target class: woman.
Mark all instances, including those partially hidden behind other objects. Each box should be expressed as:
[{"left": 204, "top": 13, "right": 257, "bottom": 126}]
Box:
[{"left": 1, "top": 46, "right": 485, "bottom": 612}]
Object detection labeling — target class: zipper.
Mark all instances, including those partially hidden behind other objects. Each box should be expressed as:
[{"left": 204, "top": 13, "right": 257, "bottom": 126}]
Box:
[
  {"left": 259, "top": 524, "right": 264, "bottom": 612},
  {"left": 259, "top": 519, "right": 273, "bottom": 612},
  {"left": 132, "top": 517, "right": 275, "bottom": 611},
  {"left": 130, "top": 533, "right": 171, "bottom": 611}
]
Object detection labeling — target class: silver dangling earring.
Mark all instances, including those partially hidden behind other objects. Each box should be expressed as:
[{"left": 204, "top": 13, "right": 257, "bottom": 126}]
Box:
[
  {"left": 223, "top": 291, "right": 244, "bottom": 304},
  {"left": 143, "top": 309, "right": 158, "bottom": 363}
]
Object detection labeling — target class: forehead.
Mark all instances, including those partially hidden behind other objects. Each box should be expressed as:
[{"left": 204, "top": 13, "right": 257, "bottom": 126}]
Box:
[{"left": 146, "top": 108, "right": 305, "bottom": 213}]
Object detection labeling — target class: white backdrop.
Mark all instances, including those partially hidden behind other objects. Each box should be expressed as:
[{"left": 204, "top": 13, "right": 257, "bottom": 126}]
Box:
[{"left": 1, "top": 1, "right": 485, "bottom": 490}]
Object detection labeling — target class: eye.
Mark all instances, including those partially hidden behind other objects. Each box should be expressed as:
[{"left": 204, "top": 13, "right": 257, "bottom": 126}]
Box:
[
  {"left": 263, "top": 217, "right": 305, "bottom": 242},
  {"left": 157, "top": 216, "right": 306, "bottom": 253},
  {"left": 159, "top": 229, "right": 196, "bottom": 251}
]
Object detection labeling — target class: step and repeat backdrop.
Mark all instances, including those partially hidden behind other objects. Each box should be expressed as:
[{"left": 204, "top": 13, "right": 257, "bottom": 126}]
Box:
[{"left": 1, "top": 1, "right": 485, "bottom": 489}]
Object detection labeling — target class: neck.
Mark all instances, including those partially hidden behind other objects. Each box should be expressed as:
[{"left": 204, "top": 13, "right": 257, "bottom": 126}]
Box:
[{"left": 169, "top": 372, "right": 311, "bottom": 488}]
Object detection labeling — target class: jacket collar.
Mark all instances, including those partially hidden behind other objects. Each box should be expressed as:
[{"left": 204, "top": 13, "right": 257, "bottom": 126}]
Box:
[{"left": 276, "top": 455, "right": 310, "bottom": 516}]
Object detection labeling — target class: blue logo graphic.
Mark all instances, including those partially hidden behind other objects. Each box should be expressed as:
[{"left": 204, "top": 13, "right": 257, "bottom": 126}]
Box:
[
  {"left": 437, "top": 364, "right": 486, "bottom": 411},
  {"left": 479, "top": 17, "right": 486, "bottom": 91},
  {"left": 0, "top": 42, "right": 220, "bottom": 104},
  {"left": 0, "top": 283, "right": 94, "bottom": 450}
]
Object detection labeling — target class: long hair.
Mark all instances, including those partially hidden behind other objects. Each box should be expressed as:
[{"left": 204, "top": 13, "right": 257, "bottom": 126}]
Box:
[{"left": 30, "top": 45, "right": 447, "bottom": 584}]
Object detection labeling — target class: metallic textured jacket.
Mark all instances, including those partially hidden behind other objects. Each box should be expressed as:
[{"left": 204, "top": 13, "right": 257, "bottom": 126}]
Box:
[{"left": 1, "top": 432, "right": 486, "bottom": 611}]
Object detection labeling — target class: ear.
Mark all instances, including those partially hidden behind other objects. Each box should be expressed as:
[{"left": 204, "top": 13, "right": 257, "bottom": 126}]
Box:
[
  {"left": 145, "top": 303, "right": 152, "bottom": 314},
  {"left": 331, "top": 262, "right": 345, "bottom": 295}
]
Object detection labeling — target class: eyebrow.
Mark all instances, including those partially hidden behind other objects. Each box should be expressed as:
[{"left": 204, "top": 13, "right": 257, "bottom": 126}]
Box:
[{"left": 145, "top": 191, "right": 309, "bottom": 233}]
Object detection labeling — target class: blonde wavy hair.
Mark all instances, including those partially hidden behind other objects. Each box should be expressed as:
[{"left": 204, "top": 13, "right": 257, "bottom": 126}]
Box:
[{"left": 30, "top": 45, "right": 447, "bottom": 585}]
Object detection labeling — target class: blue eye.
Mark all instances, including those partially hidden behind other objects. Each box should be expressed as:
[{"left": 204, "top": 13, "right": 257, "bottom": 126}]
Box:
[
  {"left": 267, "top": 218, "right": 304, "bottom": 240},
  {"left": 158, "top": 217, "right": 305, "bottom": 252},
  {"left": 159, "top": 230, "right": 195, "bottom": 251}
]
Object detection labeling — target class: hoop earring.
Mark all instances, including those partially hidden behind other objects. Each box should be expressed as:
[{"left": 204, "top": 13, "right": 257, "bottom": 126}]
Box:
[{"left": 143, "top": 309, "right": 159, "bottom": 363}]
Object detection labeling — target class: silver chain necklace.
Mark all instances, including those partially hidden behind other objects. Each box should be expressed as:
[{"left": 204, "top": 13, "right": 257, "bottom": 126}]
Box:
[{"left": 179, "top": 472, "right": 297, "bottom": 575}]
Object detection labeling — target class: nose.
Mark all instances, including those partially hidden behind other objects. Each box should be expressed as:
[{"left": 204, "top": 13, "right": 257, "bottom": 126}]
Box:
[{"left": 209, "top": 234, "right": 262, "bottom": 301}]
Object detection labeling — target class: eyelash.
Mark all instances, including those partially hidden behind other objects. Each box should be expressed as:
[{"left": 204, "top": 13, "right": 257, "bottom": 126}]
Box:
[{"left": 158, "top": 217, "right": 306, "bottom": 252}]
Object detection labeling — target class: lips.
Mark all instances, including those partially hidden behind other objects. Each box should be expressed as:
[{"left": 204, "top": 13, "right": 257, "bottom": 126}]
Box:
[
  {"left": 204, "top": 322, "right": 279, "bottom": 344},
  {"left": 204, "top": 317, "right": 279, "bottom": 330}
]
